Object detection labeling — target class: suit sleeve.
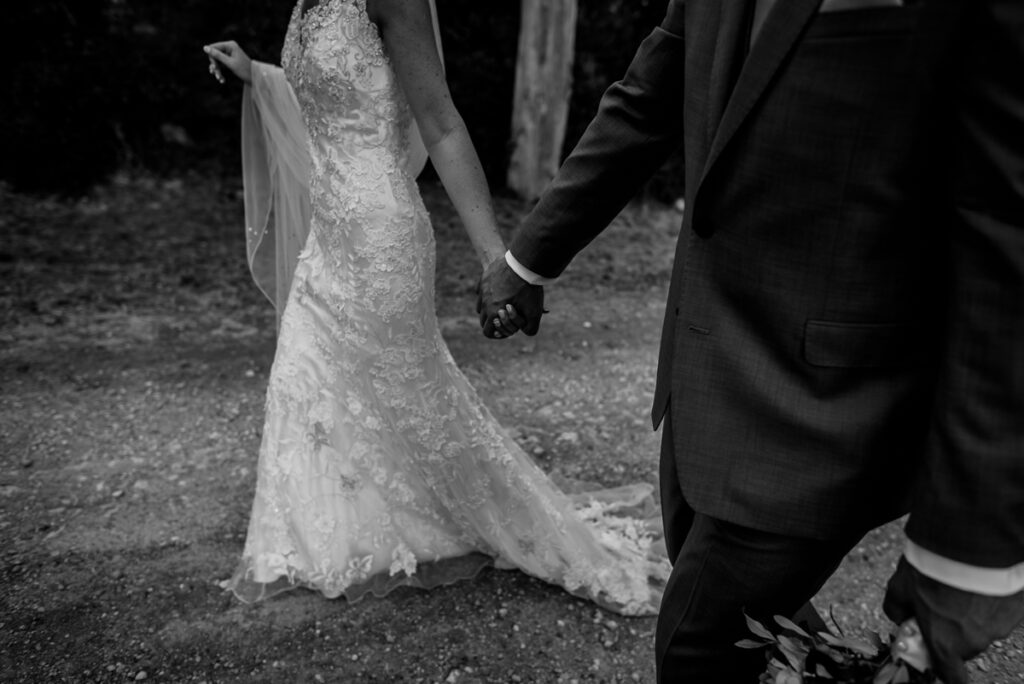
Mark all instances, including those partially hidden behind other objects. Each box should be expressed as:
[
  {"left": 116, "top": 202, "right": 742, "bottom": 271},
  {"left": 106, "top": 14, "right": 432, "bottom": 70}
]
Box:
[
  {"left": 508, "top": 1, "right": 687, "bottom": 279},
  {"left": 906, "top": 0, "right": 1024, "bottom": 569}
]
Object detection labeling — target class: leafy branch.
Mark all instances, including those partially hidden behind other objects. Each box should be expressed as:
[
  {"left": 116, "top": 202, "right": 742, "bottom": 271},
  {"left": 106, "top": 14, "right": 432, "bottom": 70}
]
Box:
[{"left": 739, "top": 614, "right": 938, "bottom": 684}]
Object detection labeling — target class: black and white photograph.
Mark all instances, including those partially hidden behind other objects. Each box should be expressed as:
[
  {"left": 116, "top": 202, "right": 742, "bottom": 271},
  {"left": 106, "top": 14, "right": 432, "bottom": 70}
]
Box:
[{"left": 2, "top": 0, "right": 1022, "bottom": 682}]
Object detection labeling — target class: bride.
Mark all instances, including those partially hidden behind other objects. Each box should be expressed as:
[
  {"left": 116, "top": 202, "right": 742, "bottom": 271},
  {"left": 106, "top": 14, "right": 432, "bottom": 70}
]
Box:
[{"left": 204, "top": 0, "right": 667, "bottom": 616}]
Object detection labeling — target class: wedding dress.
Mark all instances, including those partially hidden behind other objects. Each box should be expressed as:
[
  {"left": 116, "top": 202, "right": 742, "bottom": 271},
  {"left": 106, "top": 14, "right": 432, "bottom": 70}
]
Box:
[{"left": 227, "top": 0, "right": 669, "bottom": 616}]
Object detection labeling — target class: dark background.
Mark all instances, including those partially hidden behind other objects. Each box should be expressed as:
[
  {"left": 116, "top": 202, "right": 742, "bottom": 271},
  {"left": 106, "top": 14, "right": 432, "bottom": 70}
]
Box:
[{"left": 1, "top": 0, "right": 683, "bottom": 199}]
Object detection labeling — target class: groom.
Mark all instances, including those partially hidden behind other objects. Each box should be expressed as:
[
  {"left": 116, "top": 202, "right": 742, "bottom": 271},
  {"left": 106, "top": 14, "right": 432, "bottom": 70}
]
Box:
[{"left": 478, "top": 0, "right": 1024, "bottom": 681}]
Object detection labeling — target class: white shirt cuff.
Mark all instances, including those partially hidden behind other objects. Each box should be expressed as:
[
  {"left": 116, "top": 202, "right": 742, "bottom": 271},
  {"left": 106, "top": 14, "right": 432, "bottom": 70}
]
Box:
[
  {"left": 904, "top": 541, "right": 1024, "bottom": 596},
  {"left": 505, "top": 251, "right": 557, "bottom": 286}
]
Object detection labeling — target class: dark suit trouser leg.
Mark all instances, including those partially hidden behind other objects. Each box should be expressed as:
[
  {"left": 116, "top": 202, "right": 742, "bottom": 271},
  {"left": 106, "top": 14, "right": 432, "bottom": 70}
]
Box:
[{"left": 656, "top": 416, "right": 864, "bottom": 683}]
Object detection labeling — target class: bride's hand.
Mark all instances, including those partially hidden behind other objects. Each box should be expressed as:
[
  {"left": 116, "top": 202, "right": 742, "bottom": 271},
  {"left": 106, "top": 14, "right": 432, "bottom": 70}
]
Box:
[{"left": 203, "top": 41, "right": 253, "bottom": 85}]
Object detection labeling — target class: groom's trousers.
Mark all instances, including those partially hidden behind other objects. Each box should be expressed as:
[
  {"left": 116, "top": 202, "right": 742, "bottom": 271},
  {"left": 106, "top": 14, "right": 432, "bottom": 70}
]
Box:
[{"left": 655, "top": 413, "right": 868, "bottom": 683}]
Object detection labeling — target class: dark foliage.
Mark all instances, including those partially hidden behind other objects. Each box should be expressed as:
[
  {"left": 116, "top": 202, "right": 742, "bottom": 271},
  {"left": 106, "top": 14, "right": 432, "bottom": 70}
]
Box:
[{"left": 0, "top": 0, "right": 681, "bottom": 199}]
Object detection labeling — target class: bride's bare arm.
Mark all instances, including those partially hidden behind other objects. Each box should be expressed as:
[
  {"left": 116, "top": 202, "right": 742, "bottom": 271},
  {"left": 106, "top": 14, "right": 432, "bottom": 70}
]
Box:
[{"left": 369, "top": 0, "right": 506, "bottom": 269}]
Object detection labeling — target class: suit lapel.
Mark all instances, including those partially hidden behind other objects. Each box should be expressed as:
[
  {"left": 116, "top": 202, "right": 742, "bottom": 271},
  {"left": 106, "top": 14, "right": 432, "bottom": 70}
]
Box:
[
  {"left": 699, "top": 0, "right": 822, "bottom": 185},
  {"left": 704, "top": 1, "right": 749, "bottom": 146}
]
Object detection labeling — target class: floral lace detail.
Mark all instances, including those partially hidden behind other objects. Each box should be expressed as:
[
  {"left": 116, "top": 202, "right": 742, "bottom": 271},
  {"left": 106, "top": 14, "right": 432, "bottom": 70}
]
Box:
[{"left": 227, "top": 0, "right": 669, "bottom": 616}]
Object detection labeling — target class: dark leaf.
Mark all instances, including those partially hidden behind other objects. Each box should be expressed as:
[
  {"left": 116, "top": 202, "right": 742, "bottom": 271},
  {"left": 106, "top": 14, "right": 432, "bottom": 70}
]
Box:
[
  {"left": 827, "top": 605, "right": 843, "bottom": 636},
  {"left": 819, "top": 632, "right": 843, "bottom": 647},
  {"left": 777, "top": 635, "right": 809, "bottom": 673},
  {"left": 745, "top": 613, "right": 775, "bottom": 640},
  {"left": 774, "top": 615, "right": 811, "bottom": 638},
  {"left": 736, "top": 639, "right": 771, "bottom": 649}
]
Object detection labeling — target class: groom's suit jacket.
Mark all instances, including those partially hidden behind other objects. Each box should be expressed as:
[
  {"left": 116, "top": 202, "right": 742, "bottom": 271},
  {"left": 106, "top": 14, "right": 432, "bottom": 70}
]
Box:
[{"left": 510, "top": 0, "right": 1024, "bottom": 567}]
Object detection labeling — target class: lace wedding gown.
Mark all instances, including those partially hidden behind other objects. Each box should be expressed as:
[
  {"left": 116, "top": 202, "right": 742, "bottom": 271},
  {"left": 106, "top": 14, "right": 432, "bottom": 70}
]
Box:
[{"left": 227, "top": 0, "right": 668, "bottom": 616}]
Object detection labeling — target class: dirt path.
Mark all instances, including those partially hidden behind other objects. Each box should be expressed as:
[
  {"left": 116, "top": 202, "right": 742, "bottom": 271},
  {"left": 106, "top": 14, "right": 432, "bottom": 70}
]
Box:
[{"left": 1, "top": 178, "right": 1020, "bottom": 683}]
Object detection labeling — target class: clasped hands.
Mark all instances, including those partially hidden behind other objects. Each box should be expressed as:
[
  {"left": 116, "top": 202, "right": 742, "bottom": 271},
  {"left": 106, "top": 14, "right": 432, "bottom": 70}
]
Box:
[{"left": 476, "top": 256, "right": 545, "bottom": 339}]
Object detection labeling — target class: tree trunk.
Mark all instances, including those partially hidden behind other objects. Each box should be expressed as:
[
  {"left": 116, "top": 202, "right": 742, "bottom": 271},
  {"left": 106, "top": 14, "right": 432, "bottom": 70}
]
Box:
[{"left": 507, "top": 0, "right": 578, "bottom": 200}]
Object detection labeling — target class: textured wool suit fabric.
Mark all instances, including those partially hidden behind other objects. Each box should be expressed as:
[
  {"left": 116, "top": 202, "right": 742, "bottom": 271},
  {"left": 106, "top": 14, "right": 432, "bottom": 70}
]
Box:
[{"left": 509, "top": 0, "right": 1024, "bottom": 571}]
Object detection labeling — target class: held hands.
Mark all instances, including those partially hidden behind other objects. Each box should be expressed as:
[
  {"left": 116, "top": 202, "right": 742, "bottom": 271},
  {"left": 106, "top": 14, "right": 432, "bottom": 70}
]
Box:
[
  {"left": 476, "top": 256, "right": 545, "bottom": 339},
  {"left": 883, "top": 557, "right": 1024, "bottom": 684},
  {"left": 203, "top": 41, "right": 253, "bottom": 85}
]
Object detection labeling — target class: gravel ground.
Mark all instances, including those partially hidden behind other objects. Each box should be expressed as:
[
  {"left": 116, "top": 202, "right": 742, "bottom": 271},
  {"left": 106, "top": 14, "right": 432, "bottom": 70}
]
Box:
[{"left": 1, "top": 176, "right": 1020, "bottom": 683}]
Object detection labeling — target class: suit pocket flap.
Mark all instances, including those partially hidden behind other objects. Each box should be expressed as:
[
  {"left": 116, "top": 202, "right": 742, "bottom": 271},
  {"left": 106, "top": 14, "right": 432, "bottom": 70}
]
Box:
[{"left": 803, "top": 320, "right": 922, "bottom": 368}]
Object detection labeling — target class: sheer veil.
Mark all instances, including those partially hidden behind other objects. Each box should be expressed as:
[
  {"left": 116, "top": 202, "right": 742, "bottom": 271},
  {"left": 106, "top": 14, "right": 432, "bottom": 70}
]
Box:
[
  {"left": 240, "top": 0, "right": 442, "bottom": 324},
  {"left": 241, "top": 62, "right": 311, "bottom": 324}
]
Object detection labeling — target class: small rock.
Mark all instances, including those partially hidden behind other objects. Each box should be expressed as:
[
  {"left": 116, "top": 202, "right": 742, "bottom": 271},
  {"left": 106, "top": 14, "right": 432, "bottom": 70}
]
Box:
[
  {"left": 556, "top": 431, "right": 579, "bottom": 445},
  {"left": 135, "top": 672, "right": 148, "bottom": 681},
  {"left": 535, "top": 404, "right": 557, "bottom": 418}
]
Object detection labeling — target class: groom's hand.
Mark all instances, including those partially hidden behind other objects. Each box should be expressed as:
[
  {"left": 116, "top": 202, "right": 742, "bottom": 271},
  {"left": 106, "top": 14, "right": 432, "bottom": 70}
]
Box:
[
  {"left": 477, "top": 256, "right": 545, "bottom": 339},
  {"left": 883, "top": 557, "right": 1024, "bottom": 684}
]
